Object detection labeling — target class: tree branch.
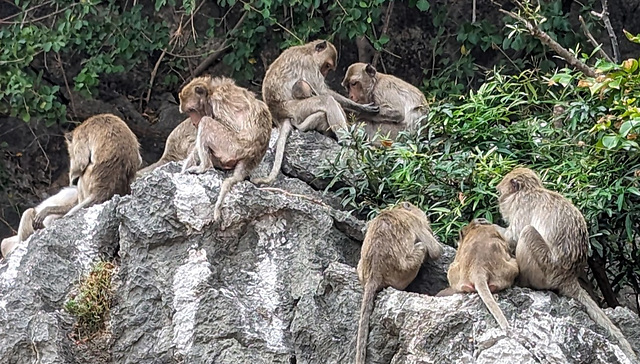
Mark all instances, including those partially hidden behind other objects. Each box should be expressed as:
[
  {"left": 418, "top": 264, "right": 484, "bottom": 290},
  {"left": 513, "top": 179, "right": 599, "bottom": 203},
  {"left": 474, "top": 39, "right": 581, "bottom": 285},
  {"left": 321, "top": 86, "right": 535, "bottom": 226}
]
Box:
[
  {"left": 579, "top": 15, "right": 613, "bottom": 62},
  {"left": 591, "top": 0, "right": 620, "bottom": 63},
  {"left": 500, "top": 6, "right": 597, "bottom": 77},
  {"left": 372, "top": 1, "right": 394, "bottom": 69}
]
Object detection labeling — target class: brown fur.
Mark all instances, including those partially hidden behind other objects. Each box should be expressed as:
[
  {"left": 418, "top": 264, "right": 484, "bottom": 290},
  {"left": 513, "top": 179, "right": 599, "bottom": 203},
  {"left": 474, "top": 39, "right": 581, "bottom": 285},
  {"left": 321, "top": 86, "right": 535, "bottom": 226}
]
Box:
[
  {"left": 179, "top": 76, "right": 272, "bottom": 221},
  {"left": 2, "top": 186, "right": 78, "bottom": 258},
  {"left": 437, "top": 218, "right": 518, "bottom": 330},
  {"left": 498, "top": 167, "right": 637, "bottom": 361},
  {"left": 256, "top": 40, "right": 380, "bottom": 185},
  {"left": 342, "top": 63, "right": 428, "bottom": 142},
  {"left": 136, "top": 118, "right": 197, "bottom": 178},
  {"left": 292, "top": 79, "right": 316, "bottom": 99},
  {"left": 35, "top": 114, "right": 141, "bottom": 224},
  {"left": 355, "top": 202, "right": 443, "bottom": 364}
]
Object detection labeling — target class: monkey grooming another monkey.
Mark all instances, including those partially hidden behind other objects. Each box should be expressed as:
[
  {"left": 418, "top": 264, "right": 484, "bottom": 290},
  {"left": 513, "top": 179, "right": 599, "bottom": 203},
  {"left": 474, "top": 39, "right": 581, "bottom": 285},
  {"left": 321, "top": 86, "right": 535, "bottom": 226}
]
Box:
[
  {"left": 256, "top": 40, "right": 380, "bottom": 185},
  {"left": 136, "top": 118, "right": 197, "bottom": 178},
  {"left": 436, "top": 218, "right": 518, "bottom": 331},
  {"left": 356, "top": 202, "right": 443, "bottom": 364},
  {"left": 1, "top": 186, "right": 78, "bottom": 258},
  {"left": 179, "top": 76, "right": 272, "bottom": 221},
  {"left": 34, "top": 114, "right": 141, "bottom": 225},
  {"left": 497, "top": 167, "right": 638, "bottom": 361},
  {"left": 342, "top": 63, "right": 428, "bottom": 142}
]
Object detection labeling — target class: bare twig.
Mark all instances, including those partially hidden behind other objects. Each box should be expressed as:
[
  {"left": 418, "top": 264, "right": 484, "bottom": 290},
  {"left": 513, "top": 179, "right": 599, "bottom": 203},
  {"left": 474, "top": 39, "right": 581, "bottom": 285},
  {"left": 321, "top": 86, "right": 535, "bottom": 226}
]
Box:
[
  {"left": 55, "top": 52, "right": 77, "bottom": 118},
  {"left": 579, "top": 15, "right": 613, "bottom": 62},
  {"left": 1, "top": 3, "right": 78, "bottom": 25},
  {"left": 0, "top": 216, "right": 16, "bottom": 234},
  {"left": 180, "top": 11, "right": 247, "bottom": 87},
  {"left": 591, "top": 0, "right": 620, "bottom": 63},
  {"left": 472, "top": 0, "right": 477, "bottom": 23},
  {"left": 257, "top": 187, "right": 329, "bottom": 208},
  {"left": 372, "top": 1, "right": 394, "bottom": 69},
  {"left": 500, "top": 6, "right": 597, "bottom": 77}
]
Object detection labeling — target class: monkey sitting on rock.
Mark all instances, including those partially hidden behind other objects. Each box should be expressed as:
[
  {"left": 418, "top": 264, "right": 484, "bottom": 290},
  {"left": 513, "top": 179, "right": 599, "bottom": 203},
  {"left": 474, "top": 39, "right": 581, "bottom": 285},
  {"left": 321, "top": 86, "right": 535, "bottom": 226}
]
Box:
[
  {"left": 437, "top": 218, "right": 518, "bottom": 331},
  {"left": 178, "top": 76, "right": 272, "bottom": 221},
  {"left": 342, "top": 63, "right": 428, "bottom": 143},
  {"left": 355, "top": 202, "right": 443, "bottom": 364},
  {"left": 497, "top": 167, "right": 638, "bottom": 361}
]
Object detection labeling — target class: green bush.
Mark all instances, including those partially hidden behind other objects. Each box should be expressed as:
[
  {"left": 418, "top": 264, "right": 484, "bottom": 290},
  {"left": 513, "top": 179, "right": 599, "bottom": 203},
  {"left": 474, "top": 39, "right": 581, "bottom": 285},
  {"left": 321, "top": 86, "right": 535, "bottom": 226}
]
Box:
[{"left": 322, "top": 59, "right": 640, "bottom": 298}]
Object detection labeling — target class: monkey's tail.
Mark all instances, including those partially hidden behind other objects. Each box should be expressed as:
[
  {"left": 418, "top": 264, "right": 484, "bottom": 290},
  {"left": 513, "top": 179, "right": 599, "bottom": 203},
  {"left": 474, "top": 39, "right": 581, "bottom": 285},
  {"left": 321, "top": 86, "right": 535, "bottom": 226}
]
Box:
[
  {"left": 355, "top": 280, "right": 378, "bottom": 364},
  {"left": 473, "top": 271, "right": 509, "bottom": 331},
  {"left": 254, "top": 119, "right": 292, "bottom": 185},
  {"left": 17, "top": 208, "right": 36, "bottom": 243},
  {"left": 561, "top": 282, "right": 638, "bottom": 362}
]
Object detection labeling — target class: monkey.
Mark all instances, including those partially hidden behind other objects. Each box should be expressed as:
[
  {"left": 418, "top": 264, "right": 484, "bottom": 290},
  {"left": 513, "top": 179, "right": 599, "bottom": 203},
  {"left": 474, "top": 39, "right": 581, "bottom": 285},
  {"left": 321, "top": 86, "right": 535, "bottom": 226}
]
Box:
[
  {"left": 1, "top": 186, "right": 78, "bottom": 258},
  {"left": 136, "top": 117, "right": 197, "bottom": 178},
  {"left": 436, "top": 218, "right": 519, "bottom": 331},
  {"left": 497, "top": 167, "right": 638, "bottom": 361},
  {"left": 342, "top": 63, "right": 428, "bottom": 142},
  {"left": 255, "top": 39, "right": 380, "bottom": 185},
  {"left": 355, "top": 201, "right": 443, "bottom": 364},
  {"left": 34, "top": 114, "right": 142, "bottom": 226},
  {"left": 291, "top": 79, "right": 316, "bottom": 99},
  {"left": 179, "top": 76, "right": 272, "bottom": 221}
]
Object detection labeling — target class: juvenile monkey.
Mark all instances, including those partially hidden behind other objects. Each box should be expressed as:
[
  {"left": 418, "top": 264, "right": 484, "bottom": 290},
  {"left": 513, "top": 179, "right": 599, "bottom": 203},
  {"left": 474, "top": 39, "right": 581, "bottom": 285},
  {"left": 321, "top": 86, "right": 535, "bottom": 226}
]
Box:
[
  {"left": 256, "top": 40, "right": 380, "bottom": 185},
  {"left": 356, "top": 202, "right": 443, "bottom": 364},
  {"left": 179, "top": 76, "right": 272, "bottom": 221},
  {"left": 34, "top": 114, "right": 141, "bottom": 225},
  {"left": 498, "top": 167, "right": 638, "bottom": 361},
  {"left": 342, "top": 63, "right": 428, "bottom": 142},
  {"left": 1, "top": 186, "right": 78, "bottom": 258},
  {"left": 436, "top": 218, "right": 518, "bottom": 331},
  {"left": 136, "top": 118, "right": 197, "bottom": 178}
]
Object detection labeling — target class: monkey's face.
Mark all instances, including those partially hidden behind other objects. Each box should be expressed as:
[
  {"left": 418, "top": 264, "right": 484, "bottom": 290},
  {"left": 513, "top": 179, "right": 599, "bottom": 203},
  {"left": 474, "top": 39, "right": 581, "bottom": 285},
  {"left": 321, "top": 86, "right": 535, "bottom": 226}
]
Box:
[
  {"left": 179, "top": 78, "right": 213, "bottom": 126},
  {"left": 342, "top": 63, "right": 376, "bottom": 104},
  {"left": 311, "top": 40, "right": 337, "bottom": 78}
]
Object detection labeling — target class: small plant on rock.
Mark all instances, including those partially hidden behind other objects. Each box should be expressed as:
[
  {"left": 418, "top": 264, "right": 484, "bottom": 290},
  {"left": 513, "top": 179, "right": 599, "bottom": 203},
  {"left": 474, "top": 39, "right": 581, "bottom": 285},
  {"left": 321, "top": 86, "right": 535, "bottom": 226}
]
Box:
[{"left": 64, "top": 261, "right": 116, "bottom": 341}]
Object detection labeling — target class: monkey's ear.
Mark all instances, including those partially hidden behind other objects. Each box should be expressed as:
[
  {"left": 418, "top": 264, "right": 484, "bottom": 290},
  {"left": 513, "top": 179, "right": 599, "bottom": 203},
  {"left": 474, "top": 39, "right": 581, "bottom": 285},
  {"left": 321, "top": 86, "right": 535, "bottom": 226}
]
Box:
[
  {"left": 510, "top": 178, "right": 521, "bottom": 191},
  {"left": 195, "top": 86, "right": 206, "bottom": 96},
  {"left": 365, "top": 63, "right": 377, "bottom": 78},
  {"left": 315, "top": 40, "right": 328, "bottom": 52},
  {"left": 402, "top": 202, "right": 412, "bottom": 210},
  {"left": 64, "top": 132, "right": 73, "bottom": 144}
]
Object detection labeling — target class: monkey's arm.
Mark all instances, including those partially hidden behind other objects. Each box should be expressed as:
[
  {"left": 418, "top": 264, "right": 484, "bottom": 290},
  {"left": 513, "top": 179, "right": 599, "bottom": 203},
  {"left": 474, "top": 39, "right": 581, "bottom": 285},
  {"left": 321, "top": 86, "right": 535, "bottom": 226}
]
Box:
[
  {"left": 363, "top": 104, "right": 405, "bottom": 123},
  {"left": 327, "top": 89, "right": 380, "bottom": 114},
  {"left": 33, "top": 204, "right": 75, "bottom": 229}
]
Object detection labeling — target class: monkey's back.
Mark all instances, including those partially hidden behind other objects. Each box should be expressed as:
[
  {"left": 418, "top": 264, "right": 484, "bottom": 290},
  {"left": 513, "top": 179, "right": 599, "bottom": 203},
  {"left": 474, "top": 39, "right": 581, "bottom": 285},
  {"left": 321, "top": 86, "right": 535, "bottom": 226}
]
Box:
[
  {"left": 70, "top": 114, "right": 141, "bottom": 202},
  {"left": 506, "top": 187, "right": 589, "bottom": 274},
  {"left": 360, "top": 209, "right": 424, "bottom": 285}
]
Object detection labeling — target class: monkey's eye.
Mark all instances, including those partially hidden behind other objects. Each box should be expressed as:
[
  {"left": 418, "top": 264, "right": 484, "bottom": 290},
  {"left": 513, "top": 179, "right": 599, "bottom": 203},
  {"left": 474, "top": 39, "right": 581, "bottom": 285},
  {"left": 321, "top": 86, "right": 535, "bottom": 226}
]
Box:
[
  {"left": 195, "top": 86, "right": 206, "bottom": 95},
  {"left": 350, "top": 81, "right": 358, "bottom": 87}
]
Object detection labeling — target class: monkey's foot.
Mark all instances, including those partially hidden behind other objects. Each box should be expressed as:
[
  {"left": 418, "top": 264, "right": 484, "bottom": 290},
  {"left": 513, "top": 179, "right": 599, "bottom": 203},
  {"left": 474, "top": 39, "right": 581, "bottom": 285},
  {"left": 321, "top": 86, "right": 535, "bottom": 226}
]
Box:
[
  {"left": 186, "top": 166, "right": 206, "bottom": 174},
  {"left": 213, "top": 209, "right": 221, "bottom": 222},
  {"left": 251, "top": 177, "right": 272, "bottom": 186}
]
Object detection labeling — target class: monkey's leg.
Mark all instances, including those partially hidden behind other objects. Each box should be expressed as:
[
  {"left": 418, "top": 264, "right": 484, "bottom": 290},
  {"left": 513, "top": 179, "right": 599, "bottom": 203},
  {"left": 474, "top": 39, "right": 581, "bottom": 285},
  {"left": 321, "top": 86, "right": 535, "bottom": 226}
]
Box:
[
  {"left": 17, "top": 208, "right": 36, "bottom": 242},
  {"left": 213, "top": 161, "right": 250, "bottom": 221},
  {"left": 436, "top": 287, "right": 459, "bottom": 297},
  {"left": 515, "top": 225, "right": 553, "bottom": 289},
  {"left": 327, "top": 89, "right": 380, "bottom": 114},
  {"left": 64, "top": 195, "right": 99, "bottom": 217},
  {"left": 1, "top": 236, "right": 19, "bottom": 258},
  {"left": 291, "top": 96, "right": 348, "bottom": 136},
  {"left": 252, "top": 120, "right": 292, "bottom": 185},
  {"left": 392, "top": 241, "right": 428, "bottom": 289}
]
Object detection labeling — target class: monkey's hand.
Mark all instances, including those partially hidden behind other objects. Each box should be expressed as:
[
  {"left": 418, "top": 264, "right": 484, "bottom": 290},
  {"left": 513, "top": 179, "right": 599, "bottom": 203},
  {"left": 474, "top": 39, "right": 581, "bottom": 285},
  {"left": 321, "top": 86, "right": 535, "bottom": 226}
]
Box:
[
  {"left": 472, "top": 218, "right": 492, "bottom": 225},
  {"left": 33, "top": 211, "right": 48, "bottom": 230},
  {"left": 360, "top": 103, "right": 380, "bottom": 114},
  {"left": 186, "top": 166, "right": 206, "bottom": 174}
]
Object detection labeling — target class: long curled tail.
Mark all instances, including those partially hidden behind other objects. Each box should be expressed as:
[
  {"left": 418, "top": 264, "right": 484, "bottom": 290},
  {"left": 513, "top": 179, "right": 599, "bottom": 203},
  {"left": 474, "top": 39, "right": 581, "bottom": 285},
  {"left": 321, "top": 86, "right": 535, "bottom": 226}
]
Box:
[{"left": 253, "top": 119, "right": 292, "bottom": 185}]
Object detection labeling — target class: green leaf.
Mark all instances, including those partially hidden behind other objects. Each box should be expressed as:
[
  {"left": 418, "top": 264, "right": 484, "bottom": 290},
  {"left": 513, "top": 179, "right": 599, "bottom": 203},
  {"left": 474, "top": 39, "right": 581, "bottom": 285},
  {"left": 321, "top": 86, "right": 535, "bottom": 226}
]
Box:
[
  {"left": 601, "top": 135, "right": 619, "bottom": 149},
  {"left": 623, "top": 29, "right": 640, "bottom": 44},
  {"left": 416, "top": 0, "right": 430, "bottom": 11}
]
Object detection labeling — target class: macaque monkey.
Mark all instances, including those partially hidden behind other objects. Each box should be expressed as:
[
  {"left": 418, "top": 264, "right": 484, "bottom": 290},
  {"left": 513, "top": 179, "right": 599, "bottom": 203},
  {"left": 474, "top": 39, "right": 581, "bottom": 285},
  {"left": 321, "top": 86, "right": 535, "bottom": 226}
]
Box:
[
  {"left": 256, "top": 40, "right": 380, "bottom": 185},
  {"left": 1, "top": 186, "right": 78, "bottom": 258},
  {"left": 34, "top": 114, "right": 141, "bottom": 226},
  {"left": 291, "top": 79, "right": 316, "bottom": 99},
  {"left": 498, "top": 167, "right": 637, "bottom": 361},
  {"left": 179, "top": 76, "right": 272, "bottom": 221},
  {"left": 436, "top": 218, "right": 518, "bottom": 331},
  {"left": 342, "top": 63, "right": 428, "bottom": 142},
  {"left": 136, "top": 118, "right": 197, "bottom": 178},
  {"left": 356, "top": 202, "right": 443, "bottom": 364}
]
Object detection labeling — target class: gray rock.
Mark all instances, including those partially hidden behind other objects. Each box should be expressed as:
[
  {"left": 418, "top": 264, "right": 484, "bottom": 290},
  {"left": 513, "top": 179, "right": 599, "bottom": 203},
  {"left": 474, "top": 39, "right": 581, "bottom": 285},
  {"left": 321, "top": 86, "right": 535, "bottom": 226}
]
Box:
[{"left": 0, "top": 147, "right": 639, "bottom": 364}]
